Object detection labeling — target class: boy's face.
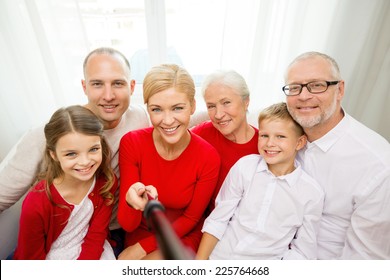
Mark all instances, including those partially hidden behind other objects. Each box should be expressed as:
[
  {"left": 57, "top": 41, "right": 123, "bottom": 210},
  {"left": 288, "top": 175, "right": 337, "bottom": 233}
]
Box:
[{"left": 258, "top": 118, "right": 306, "bottom": 176}]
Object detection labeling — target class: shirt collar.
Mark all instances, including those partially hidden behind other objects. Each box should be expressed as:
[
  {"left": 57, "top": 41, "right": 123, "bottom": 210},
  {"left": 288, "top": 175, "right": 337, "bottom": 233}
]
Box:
[
  {"left": 256, "top": 157, "right": 303, "bottom": 188},
  {"left": 306, "top": 110, "right": 350, "bottom": 152}
]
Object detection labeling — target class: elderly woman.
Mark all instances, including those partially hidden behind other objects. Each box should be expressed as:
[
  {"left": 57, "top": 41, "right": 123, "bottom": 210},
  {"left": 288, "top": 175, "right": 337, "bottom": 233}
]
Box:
[
  {"left": 173, "top": 70, "right": 260, "bottom": 254},
  {"left": 117, "top": 64, "right": 220, "bottom": 260},
  {"left": 192, "top": 70, "right": 259, "bottom": 207}
]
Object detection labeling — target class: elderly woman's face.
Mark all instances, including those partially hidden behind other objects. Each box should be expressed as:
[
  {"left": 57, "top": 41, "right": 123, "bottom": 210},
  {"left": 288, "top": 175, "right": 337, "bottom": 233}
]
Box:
[{"left": 204, "top": 83, "right": 249, "bottom": 138}]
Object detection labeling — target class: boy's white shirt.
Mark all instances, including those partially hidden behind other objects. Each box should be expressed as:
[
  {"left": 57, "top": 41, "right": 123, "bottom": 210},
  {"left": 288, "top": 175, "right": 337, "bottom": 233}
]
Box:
[{"left": 203, "top": 154, "right": 324, "bottom": 260}]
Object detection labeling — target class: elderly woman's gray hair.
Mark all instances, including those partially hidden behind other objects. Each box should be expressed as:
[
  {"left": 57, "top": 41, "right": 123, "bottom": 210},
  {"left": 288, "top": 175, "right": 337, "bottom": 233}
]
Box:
[{"left": 201, "top": 70, "right": 250, "bottom": 100}]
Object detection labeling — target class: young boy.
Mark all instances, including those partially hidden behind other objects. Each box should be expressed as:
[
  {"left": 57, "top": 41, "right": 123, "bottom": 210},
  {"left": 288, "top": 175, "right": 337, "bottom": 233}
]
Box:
[{"left": 196, "top": 102, "right": 324, "bottom": 260}]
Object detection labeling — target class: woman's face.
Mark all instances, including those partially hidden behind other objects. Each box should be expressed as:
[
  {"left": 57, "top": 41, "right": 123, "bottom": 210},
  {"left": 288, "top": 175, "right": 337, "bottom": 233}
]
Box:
[
  {"left": 204, "top": 83, "right": 249, "bottom": 137},
  {"left": 147, "top": 87, "right": 195, "bottom": 145}
]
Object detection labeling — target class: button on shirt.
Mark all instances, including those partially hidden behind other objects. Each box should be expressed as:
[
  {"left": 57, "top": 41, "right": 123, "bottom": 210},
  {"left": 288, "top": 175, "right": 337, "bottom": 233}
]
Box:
[
  {"left": 297, "top": 113, "right": 390, "bottom": 259},
  {"left": 203, "top": 154, "right": 324, "bottom": 260}
]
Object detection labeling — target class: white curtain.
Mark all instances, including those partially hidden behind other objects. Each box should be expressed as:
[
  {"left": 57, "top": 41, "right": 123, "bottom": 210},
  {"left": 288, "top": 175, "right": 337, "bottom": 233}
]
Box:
[
  {"left": 0, "top": 0, "right": 89, "bottom": 161},
  {"left": 0, "top": 0, "right": 389, "bottom": 162}
]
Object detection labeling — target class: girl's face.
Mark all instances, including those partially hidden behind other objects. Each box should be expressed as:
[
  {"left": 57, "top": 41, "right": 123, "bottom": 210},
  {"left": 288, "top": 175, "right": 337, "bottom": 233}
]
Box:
[
  {"left": 258, "top": 118, "right": 306, "bottom": 176},
  {"left": 50, "top": 132, "right": 103, "bottom": 183},
  {"left": 147, "top": 87, "right": 195, "bottom": 146},
  {"left": 204, "top": 83, "right": 249, "bottom": 138}
]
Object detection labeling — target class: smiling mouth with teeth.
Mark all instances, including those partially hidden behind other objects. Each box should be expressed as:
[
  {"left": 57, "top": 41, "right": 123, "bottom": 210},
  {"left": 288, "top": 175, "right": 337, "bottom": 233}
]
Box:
[
  {"left": 265, "top": 150, "right": 279, "bottom": 155},
  {"left": 218, "top": 120, "right": 230, "bottom": 126},
  {"left": 163, "top": 126, "right": 179, "bottom": 132},
  {"left": 297, "top": 105, "right": 317, "bottom": 110},
  {"left": 76, "top": 165, "right": 94, "bottom": 173}
]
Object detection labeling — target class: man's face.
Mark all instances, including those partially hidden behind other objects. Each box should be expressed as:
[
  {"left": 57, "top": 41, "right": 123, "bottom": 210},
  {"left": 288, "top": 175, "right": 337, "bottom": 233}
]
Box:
[
  {"left": 285, "top": 57, "right": 344, "bottom": 130},
  {"left": 82, "top": 53, "right": 135, "bottom": 129}
]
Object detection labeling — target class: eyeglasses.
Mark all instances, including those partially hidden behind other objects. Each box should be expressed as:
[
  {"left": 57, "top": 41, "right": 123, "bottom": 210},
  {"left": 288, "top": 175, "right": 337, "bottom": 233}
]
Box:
[{"left": 282, "top": 80, "right": 340, "bottom": 96}]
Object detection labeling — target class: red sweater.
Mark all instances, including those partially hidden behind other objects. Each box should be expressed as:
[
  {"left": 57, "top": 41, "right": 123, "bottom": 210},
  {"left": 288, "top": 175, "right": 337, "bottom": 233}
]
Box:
[
  {"left": 118, "top": 127, "right": 220, "bottom": 253},
  {"left": 191, "top": 121, "right": 259, "bottom": 206},
  {"left": 13, "top": 175, "right": 117, "bottom": 260}
]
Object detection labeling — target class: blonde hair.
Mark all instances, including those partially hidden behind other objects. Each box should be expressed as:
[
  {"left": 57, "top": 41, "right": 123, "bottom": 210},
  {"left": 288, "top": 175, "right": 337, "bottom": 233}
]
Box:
[
  {"left": 143, "top": 64, "right": 195, "bottom": 104},
  {"left": 258, "top": 102, "right": 304, "bottom": 136}
]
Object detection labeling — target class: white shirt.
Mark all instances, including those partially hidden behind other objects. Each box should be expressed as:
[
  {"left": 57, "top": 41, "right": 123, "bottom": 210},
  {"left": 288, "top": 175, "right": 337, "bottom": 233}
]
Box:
[
  {"left": 203, "top": 154, "right": 324, "bottom": 260},
  {"left": 46, "top": 178, "right": 115, "bottom": 260},
  {"left": 297, "top": 113, "right": 390, "bottom": 259}
]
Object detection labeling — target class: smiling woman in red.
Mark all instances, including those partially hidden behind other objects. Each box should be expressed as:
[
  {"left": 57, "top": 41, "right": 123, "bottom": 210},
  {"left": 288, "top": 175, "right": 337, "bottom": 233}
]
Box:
[{"left": 117, "top": 64, "right": 220, "bottom": 260}]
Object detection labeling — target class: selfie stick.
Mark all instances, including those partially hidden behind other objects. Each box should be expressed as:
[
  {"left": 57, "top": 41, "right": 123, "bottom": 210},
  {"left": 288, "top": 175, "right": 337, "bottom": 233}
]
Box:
[{"left": 143, "top": 195, "right": 194, "bottom": 260}]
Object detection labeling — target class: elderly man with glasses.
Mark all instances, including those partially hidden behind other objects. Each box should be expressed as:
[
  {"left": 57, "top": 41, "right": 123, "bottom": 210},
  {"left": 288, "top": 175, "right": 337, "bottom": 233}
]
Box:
[{"left": 283, "top": 51, "right": 390, "bottom": 260}]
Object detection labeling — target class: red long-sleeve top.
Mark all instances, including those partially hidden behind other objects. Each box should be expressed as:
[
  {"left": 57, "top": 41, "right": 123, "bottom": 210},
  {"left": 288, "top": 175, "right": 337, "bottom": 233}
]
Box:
[
  {"left": 191, "top": 121, "right": 259, "bottom": 206},
  {"left": 118, "top": 127, "right": 220, "bottom": 253},
  {"left": 13, "top": 175, "right": 117, "bottom": 260}
]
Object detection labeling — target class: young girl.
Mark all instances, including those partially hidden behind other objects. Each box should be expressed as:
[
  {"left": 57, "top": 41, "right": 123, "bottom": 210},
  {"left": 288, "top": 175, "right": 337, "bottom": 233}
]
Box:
[{"left": 13, "top": 105, "right": 117, "bottom": 260}]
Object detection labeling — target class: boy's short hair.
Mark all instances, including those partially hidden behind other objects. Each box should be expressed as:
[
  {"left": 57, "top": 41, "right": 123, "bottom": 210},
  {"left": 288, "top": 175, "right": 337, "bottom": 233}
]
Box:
[{"left": 258, "top": 102, "right": 304, "bottom": 136}]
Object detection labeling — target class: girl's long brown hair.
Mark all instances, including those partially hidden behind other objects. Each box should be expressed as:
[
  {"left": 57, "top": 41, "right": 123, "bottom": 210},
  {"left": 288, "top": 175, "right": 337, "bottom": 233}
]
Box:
[{"left": 39, "top": 105, "right": 115, "bottom": 206}]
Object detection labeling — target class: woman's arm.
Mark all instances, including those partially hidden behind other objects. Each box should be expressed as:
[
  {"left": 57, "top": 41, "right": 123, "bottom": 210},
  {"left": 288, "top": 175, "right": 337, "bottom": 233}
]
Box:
[
  {"left": 117, "top": 134, "right": 143, "bottom": 231},
  {"left": 138, "top": 141, "right": 221, "bottom": 254}
]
